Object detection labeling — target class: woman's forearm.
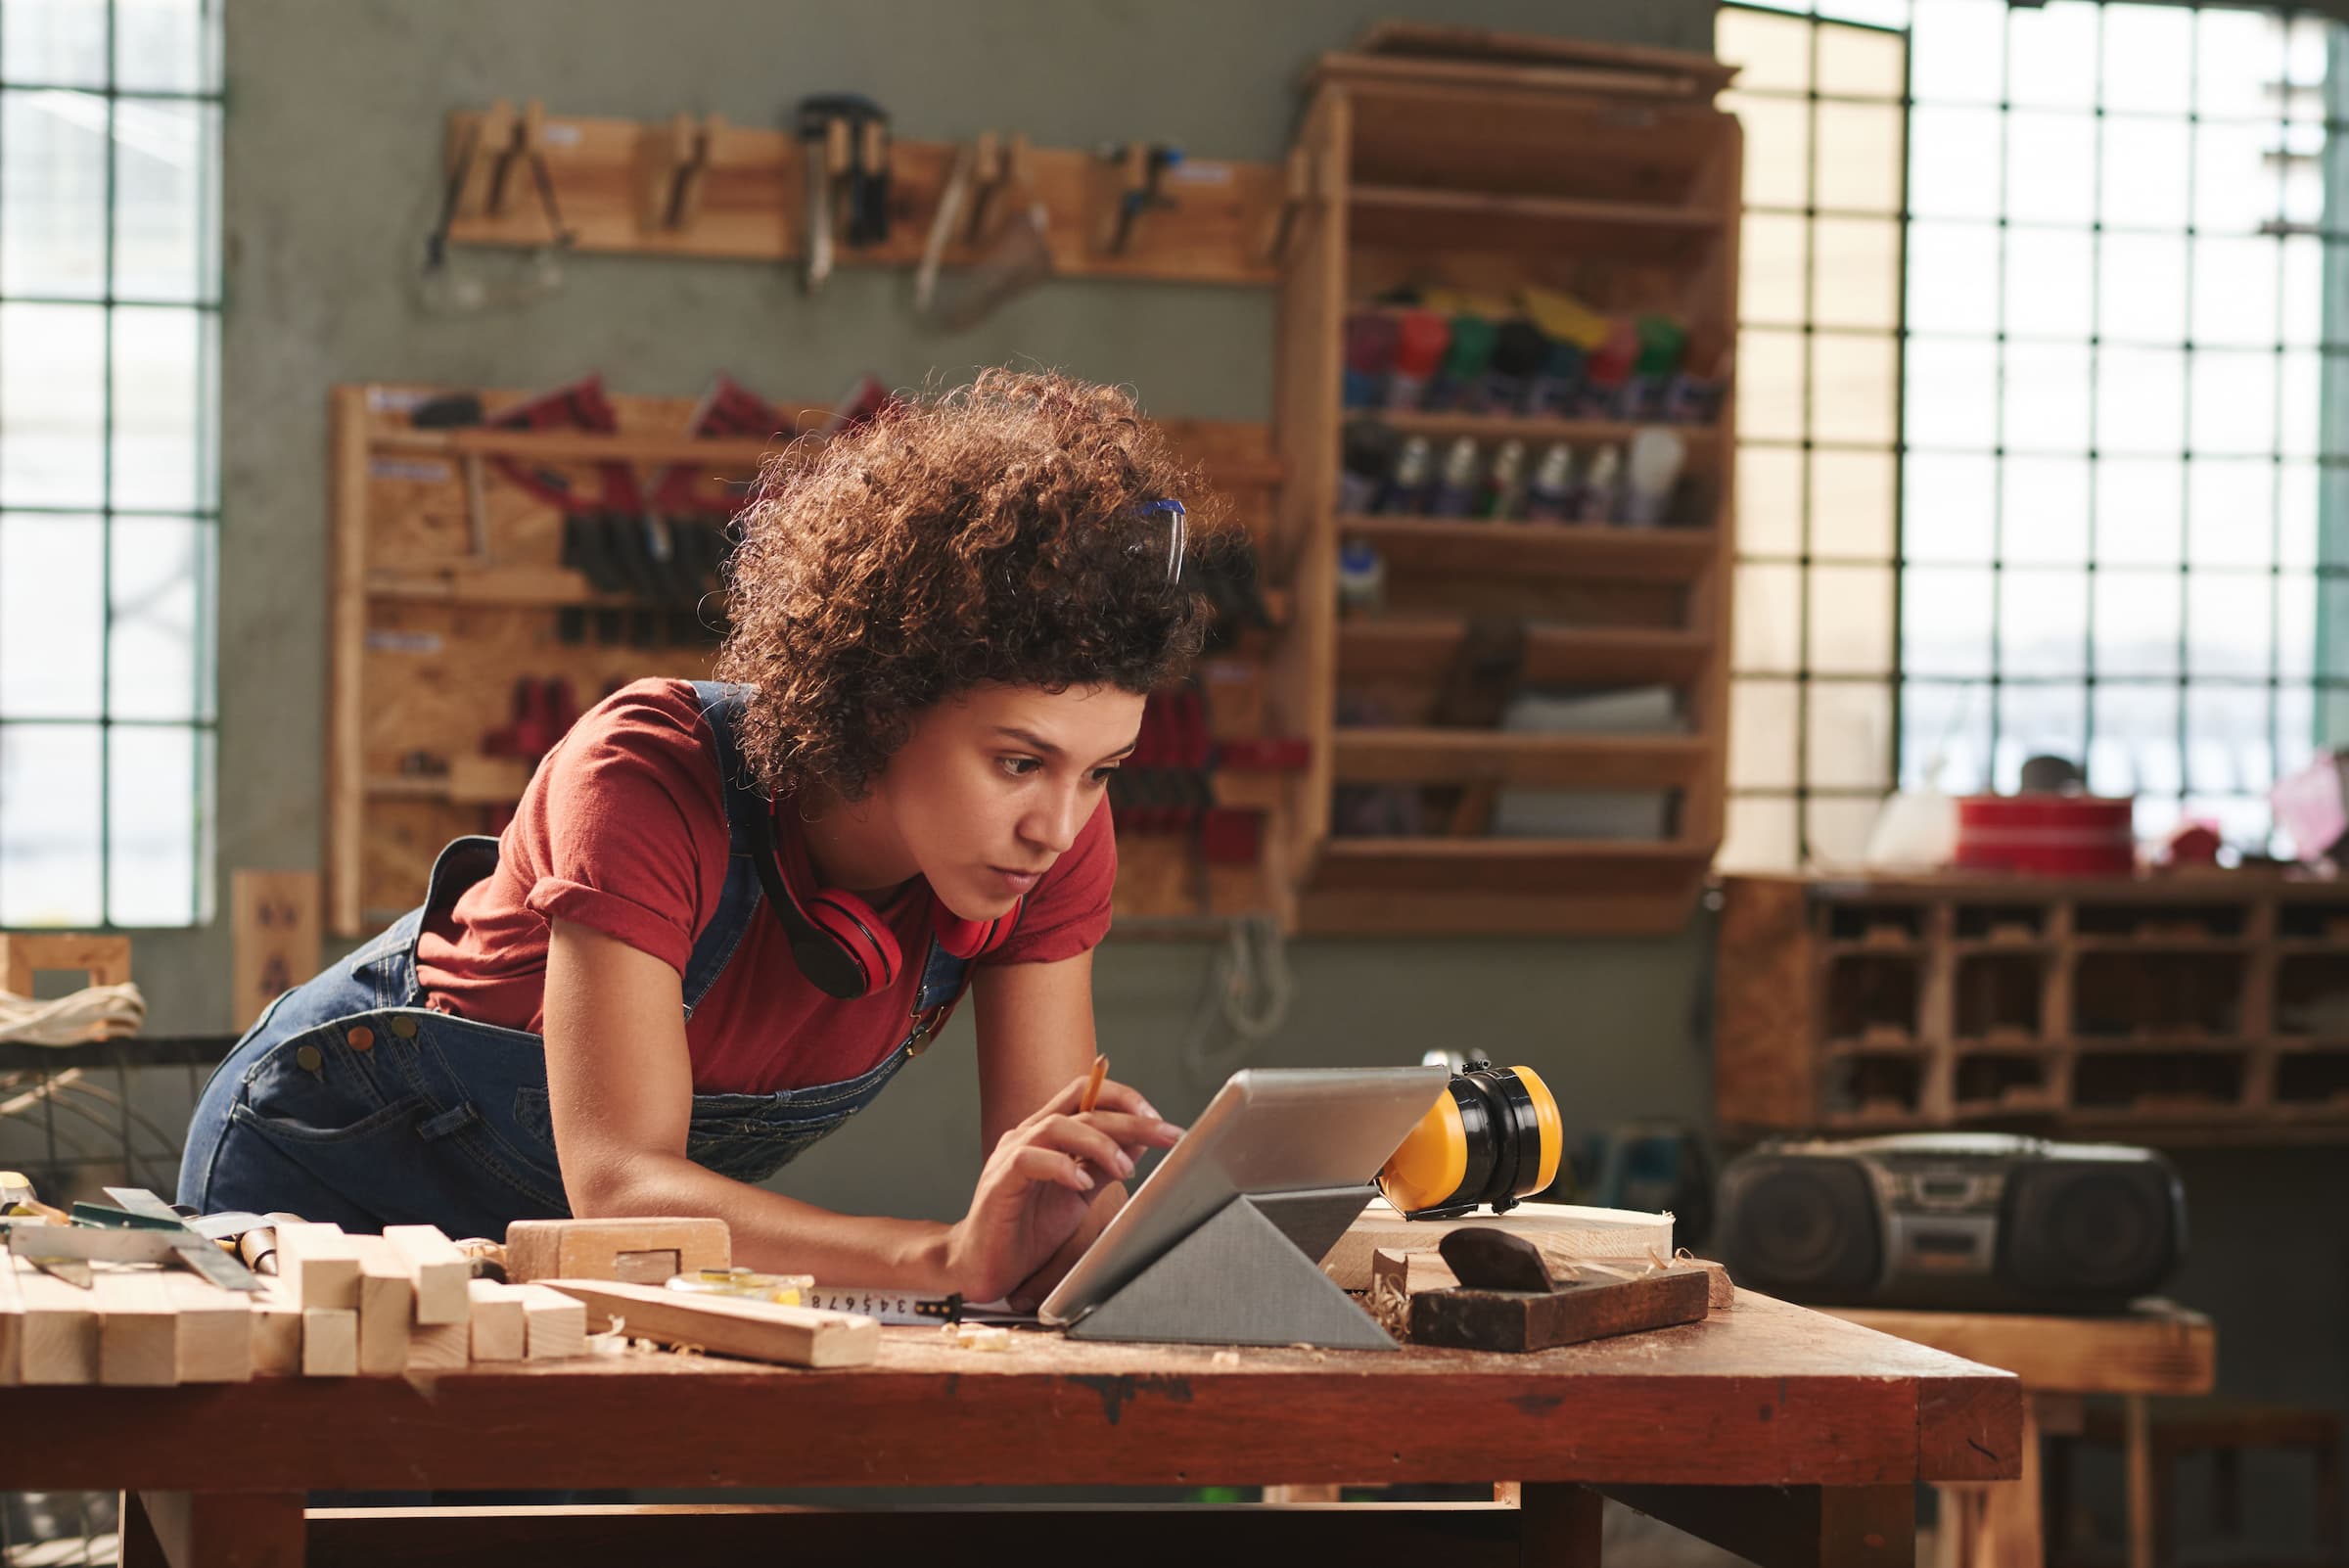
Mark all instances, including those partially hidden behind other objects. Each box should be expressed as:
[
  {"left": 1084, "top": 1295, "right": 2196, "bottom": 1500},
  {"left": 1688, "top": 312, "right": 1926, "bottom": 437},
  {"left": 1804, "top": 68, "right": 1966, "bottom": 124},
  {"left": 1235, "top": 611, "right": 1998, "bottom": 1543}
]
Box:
[{"left": 580, "top": 1152, "right": 954, "bottom": 1291}]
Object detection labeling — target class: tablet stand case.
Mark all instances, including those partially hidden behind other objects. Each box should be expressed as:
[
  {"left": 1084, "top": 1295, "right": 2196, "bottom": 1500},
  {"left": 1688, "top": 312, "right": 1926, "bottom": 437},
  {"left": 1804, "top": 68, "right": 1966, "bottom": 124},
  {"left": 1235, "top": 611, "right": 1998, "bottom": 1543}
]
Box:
[{"left": 1065, "top": 1184, "right": 1394, "bottom": 1350}]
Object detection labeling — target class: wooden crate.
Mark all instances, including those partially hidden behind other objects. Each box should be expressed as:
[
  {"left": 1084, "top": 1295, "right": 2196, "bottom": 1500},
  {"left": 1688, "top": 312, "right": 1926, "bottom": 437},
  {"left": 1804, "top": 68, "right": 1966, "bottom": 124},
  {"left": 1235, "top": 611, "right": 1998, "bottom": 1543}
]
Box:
[
  {"left": 1268, "top": 54, "right": 1741, "bottom": 936},
  {"left": 326, "top": 383, "right": 1295, "bottom": 936},
  {"left": 1716, "top": 873, "right": 2349, "bottom": 1145}
]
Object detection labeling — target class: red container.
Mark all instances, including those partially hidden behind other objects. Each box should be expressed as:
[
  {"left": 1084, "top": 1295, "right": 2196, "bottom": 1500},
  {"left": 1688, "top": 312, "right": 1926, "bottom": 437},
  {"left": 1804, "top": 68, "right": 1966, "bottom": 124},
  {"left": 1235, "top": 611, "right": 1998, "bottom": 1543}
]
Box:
[{"left": 1952, "top": 794, "right": 2137, "bottom": 876}]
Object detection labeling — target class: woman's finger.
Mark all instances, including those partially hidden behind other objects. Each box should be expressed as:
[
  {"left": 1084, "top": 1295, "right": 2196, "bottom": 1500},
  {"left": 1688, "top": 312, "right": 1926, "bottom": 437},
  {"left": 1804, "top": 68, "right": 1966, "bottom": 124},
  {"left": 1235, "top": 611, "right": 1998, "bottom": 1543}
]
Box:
[
  {"left": 1027, "top": 1115, "right": 1135, "bottom": 1181},
  {"left": 1077, "top": 1109, "right": 1181, "bottom": 1150},
  {"left": 1086, "top": 1079, "right": 1172, "bottom": 1126},
  {"left": 1009, "top": 1143, "right": 1093, "bottom": 1192}
]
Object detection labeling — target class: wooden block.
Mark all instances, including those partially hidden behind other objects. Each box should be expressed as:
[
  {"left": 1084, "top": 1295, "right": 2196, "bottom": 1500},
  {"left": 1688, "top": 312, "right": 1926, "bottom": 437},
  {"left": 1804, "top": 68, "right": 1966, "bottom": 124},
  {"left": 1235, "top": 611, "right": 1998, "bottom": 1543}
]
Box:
[
  {"left": 383, "top": 1223, "right": 471, "bottom": 1325},
  {"left": 275, "top": 1222, "right": 361, "bottom": 1310},
  {"left": 0, "top": 1250, "right": 21, "bottom": 1386},
  {"left": 160, "top": 1270, "right": 253, "bottom": 1383},
  {"left": 1687, "top": 1257, "right": 1735, "bottom": 1312},
  {"left": 514, "top": 1282, "right": 588, "bottom": 1360},
  {"left": 96, "top": 1269, "right": 179, "bottom": 1387},
  {"left": 1407, "top": 1265, "right": 1712, "bottom": 1353},
  {"left": 468, "top": 1278, "right": 527, "bottom": 1361},
  {"left": 406, "top": 1319, "right": 471, "bottom": 1371},
  {"left": 1321, "top": 1198, "right": 1674, "bottom": 1292},
  {"left": 348, "top": 1235, "right": 415, "bottom": 1376},
  {"left": 230, "top": 869, "right": 320, "bottom": 1032},
  {"left": 301, "top": 1307, "right": 357, "bottom": 1376},
  {"left": 248, "top": 1279, "right": 303, "bottom": 1376},
  {"left": 540, "top": 1277, "right": 879, "bottom": 1368},
  {"left": 17, "top": 1261, "right": 99, "bottom": 1384},
  {"left": 504, "top": 1217, "right": 729, "bottom": 1285},
  {"left": 1373, "top": 1246, "right": 1735, "bottom": 1314}
]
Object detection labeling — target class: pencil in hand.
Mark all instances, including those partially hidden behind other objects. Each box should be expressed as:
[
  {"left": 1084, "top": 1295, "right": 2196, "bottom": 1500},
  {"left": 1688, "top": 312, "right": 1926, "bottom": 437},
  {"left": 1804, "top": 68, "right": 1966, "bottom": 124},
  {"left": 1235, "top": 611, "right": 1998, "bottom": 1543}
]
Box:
[{"left": 1079, "top": 1053, "right": 1108, "bottom": 1114}]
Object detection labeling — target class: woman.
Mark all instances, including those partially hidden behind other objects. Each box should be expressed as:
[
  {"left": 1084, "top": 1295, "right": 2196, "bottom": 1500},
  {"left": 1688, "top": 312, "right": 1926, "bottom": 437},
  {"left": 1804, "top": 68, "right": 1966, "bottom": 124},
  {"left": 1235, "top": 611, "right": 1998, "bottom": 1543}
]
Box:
[{"left": 181, "top": 370, "right": 1207, "bottom": 1309}]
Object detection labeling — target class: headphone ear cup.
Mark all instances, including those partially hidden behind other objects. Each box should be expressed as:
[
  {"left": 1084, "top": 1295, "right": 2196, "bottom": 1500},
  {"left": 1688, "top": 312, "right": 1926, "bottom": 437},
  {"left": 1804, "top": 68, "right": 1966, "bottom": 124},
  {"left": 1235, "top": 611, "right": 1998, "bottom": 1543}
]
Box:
[
  {"left": 934, "top": 899, "right": 1022, "bottom": 960},
  {"left": 807, "top": 892, "right": 902, "bottom": 994}
]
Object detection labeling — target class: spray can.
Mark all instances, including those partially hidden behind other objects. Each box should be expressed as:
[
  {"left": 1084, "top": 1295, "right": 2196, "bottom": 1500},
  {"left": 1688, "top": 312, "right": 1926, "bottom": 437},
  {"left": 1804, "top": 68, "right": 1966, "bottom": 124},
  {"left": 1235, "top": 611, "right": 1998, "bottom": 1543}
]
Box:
[
  {"left": 1479, "top": 438, "right": 1528, "bottom": 522},
  {"left": 1336, "top": 536, "right": 1385, "bottom": 616},
  {"left": 1384, "top": 435, "right": 1436, "bottom": 515},
  {"left": 1575, "top": 443, "right": 1623, "bottom": 523},
  {"left": 1523, "top": 442, "right": 1576, "bottom": 522},
  {"left": 1428, "top": 437, "right": 1482, "bottom": 518}
]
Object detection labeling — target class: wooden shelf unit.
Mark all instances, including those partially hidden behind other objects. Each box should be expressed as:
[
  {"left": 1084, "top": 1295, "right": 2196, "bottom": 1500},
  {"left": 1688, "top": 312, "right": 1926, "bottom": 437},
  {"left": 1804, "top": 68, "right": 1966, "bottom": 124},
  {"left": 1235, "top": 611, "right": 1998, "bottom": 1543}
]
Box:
[
  {"left": 1268, "top": 65, "right": 1740, "bottom": 936},
  {"left": 327, "top": 383, "right": 1291, "bottom": 936},
  {"left": 1716, "top": 874, "right": 2349, "bottom": 1146}
]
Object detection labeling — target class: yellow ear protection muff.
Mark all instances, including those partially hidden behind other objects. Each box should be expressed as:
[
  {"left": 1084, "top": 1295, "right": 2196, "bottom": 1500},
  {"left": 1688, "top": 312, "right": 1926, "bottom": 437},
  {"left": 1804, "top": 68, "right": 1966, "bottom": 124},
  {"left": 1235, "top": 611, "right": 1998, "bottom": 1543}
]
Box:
[{"left": 1378, "top": 1056, "right": 1564, "bottom": 1220}]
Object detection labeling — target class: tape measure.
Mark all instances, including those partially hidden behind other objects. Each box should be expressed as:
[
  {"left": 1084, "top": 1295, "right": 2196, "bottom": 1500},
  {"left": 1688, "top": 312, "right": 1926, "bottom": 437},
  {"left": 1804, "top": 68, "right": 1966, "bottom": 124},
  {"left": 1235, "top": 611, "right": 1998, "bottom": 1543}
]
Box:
[{"left": 1377, "top": 1056, "right": 1562, "bottom": 1221}]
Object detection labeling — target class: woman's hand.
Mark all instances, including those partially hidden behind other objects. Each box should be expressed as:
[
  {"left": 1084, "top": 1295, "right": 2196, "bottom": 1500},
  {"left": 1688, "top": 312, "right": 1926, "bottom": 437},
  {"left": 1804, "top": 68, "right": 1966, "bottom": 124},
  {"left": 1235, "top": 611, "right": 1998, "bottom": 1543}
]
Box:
[{"left": 942, "top": 1071, "right": 1180, "bottom": 1305}]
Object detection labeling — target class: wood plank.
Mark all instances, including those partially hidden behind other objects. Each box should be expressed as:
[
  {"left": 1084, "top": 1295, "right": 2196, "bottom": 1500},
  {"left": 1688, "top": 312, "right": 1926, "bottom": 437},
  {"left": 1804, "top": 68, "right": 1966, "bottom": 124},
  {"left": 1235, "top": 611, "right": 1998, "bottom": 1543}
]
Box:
[
  {"left": 467, "top": 1279, "right": 527, "bottom": 1362},
  {"left": 301, "top": 1307, "right": 357, "bottom": 1377},
  {"left": 383, "top": 1223, "right": 473, "bottom": 1325},
  {"left": 1331, "top": 728, "right": 1708, "bottom": 788},
  {"left": 161, "top": 1270, "right": 253, "bottom": 1384},
  {"left": 96, "top": 1269, "right": 179, "bottom": 1387},
  {"left": 540, "top": 1278, "right": 879, "bottom": 1368},
  {"left": 1408, "top": 1267, "right": 1711, "bottom": 1352},
  {"left": 0, "top": 932, "right": 133, "bottom": 994},
  {"left": 327, "top": 384, "right": 372, "bottom": 936},
  {"left": 1323, "top": 1199, "right": 1672, "bottom": 1292},
  {"left": 505, "top": 1216, "right": 731, "bottom": 1284},
  {"left": 0, "top": 1251, "right": 20, "bottom": 1386},
  {"left": 1339, "top": 516, "right": 1717, "bottom": 582},
  {"left": 275, "top": 1222, "right": 362, "bottom": 1311},
  {"left": 248, "top": 1279, "right": 303, "bottom": 1377},
  {"left": 348, "top": 1236, "right": 416, "bottom": 1376},
  {"left": 406, "top": 1320, "right": 472, "bottom": 1372},
  {"left": 1826, "top": 1303, "right": 2215, "bottom": 1397},
  {"left": 229, "top": 871, "right": 320, "bottom": 1032},
  {"left": 516, "top": 1283, "right": 589, "bottom": 1360},
  {"left": 16, "top": 1261, "right": 99, "bottom": 1384}
]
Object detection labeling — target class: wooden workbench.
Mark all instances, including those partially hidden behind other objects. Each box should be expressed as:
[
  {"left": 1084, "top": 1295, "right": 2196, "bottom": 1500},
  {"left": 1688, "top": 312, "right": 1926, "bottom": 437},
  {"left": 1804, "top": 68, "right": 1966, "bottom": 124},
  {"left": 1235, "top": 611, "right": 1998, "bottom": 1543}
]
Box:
[{"left": 0, "top": 1293, "right": 2019, "bottom": 1567}]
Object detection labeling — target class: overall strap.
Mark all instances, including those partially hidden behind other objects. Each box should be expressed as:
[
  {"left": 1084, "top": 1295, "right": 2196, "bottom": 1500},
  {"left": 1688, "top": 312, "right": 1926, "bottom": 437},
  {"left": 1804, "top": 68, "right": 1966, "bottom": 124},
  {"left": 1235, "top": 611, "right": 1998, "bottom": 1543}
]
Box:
[{"left": 681, "top": 680, "right": 770, "bottom": 1017}]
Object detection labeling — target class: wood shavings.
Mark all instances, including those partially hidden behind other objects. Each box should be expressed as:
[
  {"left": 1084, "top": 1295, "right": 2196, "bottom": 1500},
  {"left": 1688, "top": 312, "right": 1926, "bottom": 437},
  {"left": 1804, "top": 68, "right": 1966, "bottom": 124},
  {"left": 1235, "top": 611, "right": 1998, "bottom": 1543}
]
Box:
[
  {"left": 1210, "top": 1350, "right": 1241, "bottom": 1367},
  {"left": 942, "top": 1322, "right": 1011, "bottom": 1352}
]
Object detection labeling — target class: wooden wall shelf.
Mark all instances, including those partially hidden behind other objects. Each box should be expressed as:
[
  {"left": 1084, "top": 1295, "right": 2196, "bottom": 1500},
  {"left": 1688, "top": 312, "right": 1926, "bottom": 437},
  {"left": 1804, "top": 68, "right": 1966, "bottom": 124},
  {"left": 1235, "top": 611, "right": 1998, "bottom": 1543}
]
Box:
[{"left": 1716, "top": 873, "right": 2349, "bottom": 1147}]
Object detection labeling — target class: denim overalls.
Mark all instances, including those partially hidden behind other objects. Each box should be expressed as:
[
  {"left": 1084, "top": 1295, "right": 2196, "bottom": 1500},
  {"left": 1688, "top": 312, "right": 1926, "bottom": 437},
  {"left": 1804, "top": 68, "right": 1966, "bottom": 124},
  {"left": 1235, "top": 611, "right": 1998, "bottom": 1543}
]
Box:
[{"left": 178, "top": 681, "right": 973, "bottom": 1235}]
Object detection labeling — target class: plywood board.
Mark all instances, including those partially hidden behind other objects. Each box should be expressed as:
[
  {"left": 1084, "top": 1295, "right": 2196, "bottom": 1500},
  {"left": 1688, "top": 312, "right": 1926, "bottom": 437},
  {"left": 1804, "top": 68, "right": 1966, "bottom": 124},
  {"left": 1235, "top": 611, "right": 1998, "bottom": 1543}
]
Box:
[{"left": 539, "top": 1277, "right": 879, "bottom": 1368}]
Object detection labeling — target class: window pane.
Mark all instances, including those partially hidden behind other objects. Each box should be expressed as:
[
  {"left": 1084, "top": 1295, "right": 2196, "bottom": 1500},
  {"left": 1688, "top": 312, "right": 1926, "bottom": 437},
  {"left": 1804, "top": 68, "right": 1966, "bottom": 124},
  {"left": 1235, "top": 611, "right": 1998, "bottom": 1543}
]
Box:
[
  {"left": 2094, "top": 570, "right": 2182, "bottom": 679},
  {"left": 1716, "top": 10, "right": 1811, "bottom": 94},
  {"left": 2005, "top": 112, "right": 2096, "bottom": 226},
  {"left": 1902, "top": 680, "right": 1993, "bottom": 791},
  {"left": 1738, "top": 329, "right": 1806, "bottom": 444},
  {"left": 1903, "top": 567, "right": 1997, "bottom": 678},
  {"left": 1731, "top": 93, "right": 1810, "bottom": 211},
  {"left": 1735, "top": 562, "right": 1802, "bottom": 673},
  {"left": 1910, "top": 107, "right": 2004, "bottom": 220},
  {"left": 0, "top": 513, "right": 103, "bottom": 716},
  {"left": 1730, "top": 677, "right": 1799, "bottom": 791},
  {"left": 1910, "top": 0, "right": 2004, "bottom": 105},
  {"left": 1816, "top": 23, "right": 1904, "bottom": 100},
  {"left": 1810, "top": 448, "right": 1896, "bottom": 562},
  {"left": 106, "top": 723, "right": 202, "bottom": 925},
  {"left": 1995, "top": 682, "right": 2088, "bottom": 793},
  {"left": 2095, "top": 346, "right": 2186, "bottom": 456},
  {"left": 1812, "top": 216, "right": 1900, "bottom": 332},
  {"left": 0, "top": 722, "right": 103, "bottom": 927},
  {"left": 1904, "top": 452, "right": 1996, "bottom": 563},
  {"left": 2280, "top": 124, "right": 2325, "bottom": 227},
  {"left": 115, "top": 0, "right": 222, "bottom": 94},
  {"left": 2197, "top": 9, "right": 2282, "bottom": 120},
  {"left": 108, "top": 516, "right": 206, "bottom": 720},
  {"left": 2003, "top": 227, "right": 2093, "bottom": 342},
  {"left": 2192, "top": 120, "right": 2278, "bottom": 236},
  {"left": 2279, "top": 571, "right": 2315, "bottom": 681},
  {"left": 2094, "top": 458, "right": 2185, "bottom": 567},
  {"left": 1908, "top": 222, "right": 2001, "bottom": 337},
  {"left": 2280, "top": 460, "right": 2317, "bottom": 571},
  {"left": 114, "top": 99, "right": 217, "bottom": 303},
  {"left": 2099, "top": 231, "right": 2187, "bottom": 344},
  {"left": 2187, "top": 458, "right": 2277, "bottom": 569},
  {"left": 2100, "top": 7, "right": 2193, "bottom": 115},
  {"left": 2, "top": 0, "right": 110, "bottom": 88},
  {"left": 1720, "top": 794, "right": 1799, "bottom": 873},
  {"left": 2100, "top": 117, "right": 2191, "bottom": 232},
  {"left": 1816, "top": 101, "right": 1903, "bottom": 215},
  {"left": 2001, "top": 569, "right": 2089, "bottom": 679},
  {"left": 2280, "top": 238, "right": 2322, "bottom": 348},
  {"left": 2187, "top": 575, "right": 2274, "bottom": 677},
  {"left": 1812, "top": 334, "right": 1897, "bottom": 445},
  {"left": 1742, "top": 212, "right": 1807, "bottom": 328},
  {"left": 1, "top": 88, "right": 108, "bottom": 299},
  {"left": 2188, "top": 352, "right": 2280, "bottom": 459},
  {"left": 1805, "top": 798, "right": 1881, "bottom": 870},
  {"left": 2280, "top": 352, "right": 2320, "bottom": 459},
  {"left": 1809, "top": 564, "right": 1894, "bottom": 676},
  {"left": 0, "top": 301, "right": 105, "bottom": 506},
  {"left": 2008, "top": 4, "right": 2099, "bottom": 110},
  {"left": 1737, "top": 444, "right": 1804, "bottom": 558},
  {"left": 2190, "top": 238, "right": 2282, "bottom": 349},
  {"left": 1808, "top": 679, "right": 1894, "bottom": 789},
  {"left": 2002, "top": 456, "right": 2090, "bottom": 566},
  {"left": 2186, "top": 684, "right": 2270, "bottom": 795},
  {"left": 1908, "top": 338, "right": 1998, "bottom": 450},
  {"left": 2004, "top": 342, "right": 2092, "bottom": 453},
  {"left": 2277, "top": 685, "right": 2317, "bottom": 786},
  {"left": 2091, "top": 683, "right": 2181, "bottom": 796},
  {"left": 113, "top": 305, "right": 207, "bottom": 512}
]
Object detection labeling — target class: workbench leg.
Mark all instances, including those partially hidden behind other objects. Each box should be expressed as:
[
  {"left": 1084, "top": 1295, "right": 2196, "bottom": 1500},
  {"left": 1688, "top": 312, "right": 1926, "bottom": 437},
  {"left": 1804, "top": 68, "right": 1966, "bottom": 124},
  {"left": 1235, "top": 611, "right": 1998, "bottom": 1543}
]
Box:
[
  {"left": 1520, "top": 1483, "right": 1603, "bottom": 1567},
  {"left": 120, "top": 1490, "right": 304, "bottom": 1568},
  {"left": 1604, "top": 1483, "right": 1913, "bottom": 1568},
  {"left": 1959, "top": 1391, "right": 2046, "bottom": 1568},
  {"left": 2123, "top": 1396, "right": 2156, "bottom": 1568}
]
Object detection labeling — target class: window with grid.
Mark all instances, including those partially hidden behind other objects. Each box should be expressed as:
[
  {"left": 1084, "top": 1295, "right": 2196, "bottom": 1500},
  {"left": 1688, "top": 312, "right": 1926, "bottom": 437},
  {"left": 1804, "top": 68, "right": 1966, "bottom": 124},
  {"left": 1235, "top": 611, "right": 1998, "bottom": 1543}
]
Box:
[
  {"left": 1717, "top": 0, "right": 2349, "bottom": 872},
  {"left": 0, "top": 0, "right": 220, "bottom": 928}
]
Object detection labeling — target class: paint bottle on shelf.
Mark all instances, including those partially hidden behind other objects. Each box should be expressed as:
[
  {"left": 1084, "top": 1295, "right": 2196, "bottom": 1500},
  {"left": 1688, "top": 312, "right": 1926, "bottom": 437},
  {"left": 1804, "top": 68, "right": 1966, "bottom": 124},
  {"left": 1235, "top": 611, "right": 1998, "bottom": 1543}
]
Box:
[
  {"left": 1336, "top": 536, "right": 1385, "bottom": 617},
  {"left": 1386, "top": 310, "right": 1451, "bottom": 411},
  {"left": 1425, "top": 315, "right": 1496, "bottom": 411},
  {"left": 1575, "top": 443, "right": 1623, "bottom": 523},
  {"left": 1384, "top": 435, "right": 1436, "bottom": 515},
  {"left": 1523, "top": 442, "right": 1576, "bottom": 521},
  {"left": 1342, "top": 311, "right": 1400, "bottom": 409},
  {"left": 1479, "top": 438, "right": 1528, "bottom": 522},
  {"left": 1622, "top": 427, "right": 1687, "bottom": 527},
  {"left": 1340, "top": 418, "right": 1398, "bottom": 515},
  {"left": 1428, "top": 437, "right": 1482, "bottom": 518},
  {"left": 1481, "top": 318, "right": 1551, "bottom": 415}
]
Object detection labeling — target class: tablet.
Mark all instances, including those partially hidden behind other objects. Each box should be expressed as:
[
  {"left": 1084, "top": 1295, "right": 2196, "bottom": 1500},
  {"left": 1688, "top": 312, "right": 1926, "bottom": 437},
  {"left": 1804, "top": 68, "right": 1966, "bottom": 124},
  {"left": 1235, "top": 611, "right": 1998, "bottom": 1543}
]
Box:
[{"left": 1037, "top": 1064, "right": 1450, "bottom": 1327}]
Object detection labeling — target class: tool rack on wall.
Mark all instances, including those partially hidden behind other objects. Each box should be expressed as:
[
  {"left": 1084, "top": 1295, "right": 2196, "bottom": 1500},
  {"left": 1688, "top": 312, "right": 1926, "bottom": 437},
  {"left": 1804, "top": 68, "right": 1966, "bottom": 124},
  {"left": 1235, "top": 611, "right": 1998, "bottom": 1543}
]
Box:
[
  {"left": 1715, "top": 873, "right": 2349, "bottom": 1146},
  {"left": 325, "top": 383, "right": 1298, "bottom": 939},
  {"left": 1265, "top": 41, "right": 1744, "bottom": 936}
]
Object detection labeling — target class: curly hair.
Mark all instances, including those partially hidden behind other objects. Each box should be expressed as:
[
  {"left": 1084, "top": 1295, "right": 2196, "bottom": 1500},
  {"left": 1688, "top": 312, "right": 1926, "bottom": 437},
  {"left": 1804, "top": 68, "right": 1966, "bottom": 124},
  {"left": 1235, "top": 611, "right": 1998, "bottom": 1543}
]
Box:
[{"left": 713, "top": 369, "right": 1218, "bottom": 801}]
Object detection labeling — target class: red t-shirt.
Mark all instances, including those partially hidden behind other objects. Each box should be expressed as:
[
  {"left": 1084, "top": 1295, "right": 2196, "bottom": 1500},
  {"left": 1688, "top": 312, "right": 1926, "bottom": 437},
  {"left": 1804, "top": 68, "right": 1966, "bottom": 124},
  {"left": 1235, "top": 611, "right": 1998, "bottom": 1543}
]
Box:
[{"left": 414, "top": 678, "right": 1117, "bottom": 1093}]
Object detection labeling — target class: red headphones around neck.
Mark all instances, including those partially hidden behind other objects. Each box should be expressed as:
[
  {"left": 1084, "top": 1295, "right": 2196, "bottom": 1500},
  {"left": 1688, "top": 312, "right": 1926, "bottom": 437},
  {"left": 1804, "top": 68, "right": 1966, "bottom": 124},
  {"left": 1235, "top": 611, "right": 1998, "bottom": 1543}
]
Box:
[{"left": 752, "top": 794, "right": 1022, "bottom": 1000}]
